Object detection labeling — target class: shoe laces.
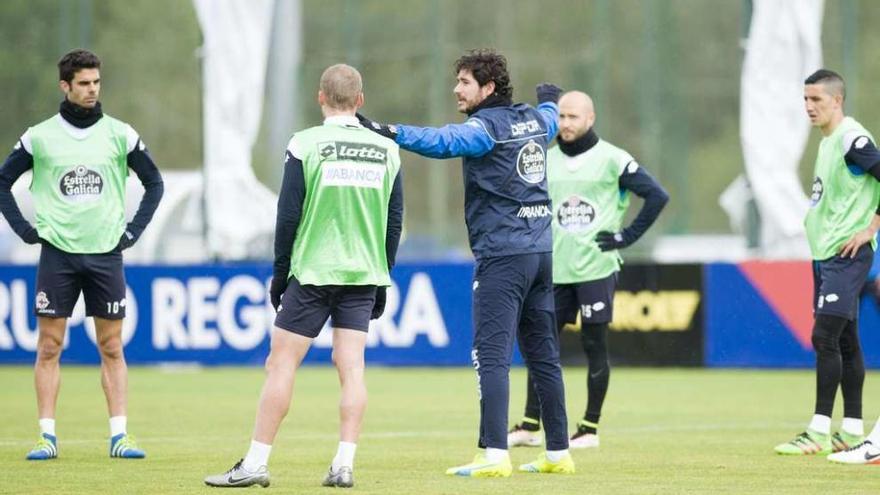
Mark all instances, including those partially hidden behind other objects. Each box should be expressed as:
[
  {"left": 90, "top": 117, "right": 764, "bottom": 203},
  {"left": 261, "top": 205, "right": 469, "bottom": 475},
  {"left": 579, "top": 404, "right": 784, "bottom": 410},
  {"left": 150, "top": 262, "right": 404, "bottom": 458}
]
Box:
[
  {"left": 34, "top": 437, "right": 54, "bottom": 450},
  {"left": 117, "top": 434, "right": 139, "bottom": 448},
  {"left": 841, "top": 440, "right": 872, "bottom": 453},
  {"left": 227, "top": 459, "right": 244, "bottom": 474},
  {"left": 792, "top": 432, "right": 815, "bottom": 445},
  {"left": 332, "top": 466, "right": 352, "bottom": 476}
]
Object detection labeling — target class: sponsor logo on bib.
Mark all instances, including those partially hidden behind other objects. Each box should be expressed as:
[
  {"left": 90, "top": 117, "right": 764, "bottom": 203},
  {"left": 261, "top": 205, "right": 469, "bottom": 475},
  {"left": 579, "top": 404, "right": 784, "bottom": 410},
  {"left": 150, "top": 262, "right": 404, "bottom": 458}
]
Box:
[
  {"left": 318, "top": 141, "right": 387, "bottom": 164},
  {"left": 557, "top": 195, "right": 596, "bottom": 232},
  {"left": 59, "top": 166, "right": 104, "bottom": 202},
  {"left": 321, "top": 163, "right": 386, "bottom": 189}
]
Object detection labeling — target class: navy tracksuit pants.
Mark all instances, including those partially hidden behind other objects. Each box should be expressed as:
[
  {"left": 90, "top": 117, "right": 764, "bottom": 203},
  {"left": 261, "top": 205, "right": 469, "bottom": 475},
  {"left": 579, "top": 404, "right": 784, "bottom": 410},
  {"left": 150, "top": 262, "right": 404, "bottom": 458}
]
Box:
[{"left": 471, "top": 252, "right": 569, "bottom": 450}]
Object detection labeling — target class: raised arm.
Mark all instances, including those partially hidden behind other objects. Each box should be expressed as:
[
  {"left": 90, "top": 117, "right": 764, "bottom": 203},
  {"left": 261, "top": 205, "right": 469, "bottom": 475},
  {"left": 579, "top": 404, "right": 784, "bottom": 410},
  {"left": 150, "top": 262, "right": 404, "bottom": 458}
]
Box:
[{"left": 357, "top": 112, "right": 494, "bottom": 160}]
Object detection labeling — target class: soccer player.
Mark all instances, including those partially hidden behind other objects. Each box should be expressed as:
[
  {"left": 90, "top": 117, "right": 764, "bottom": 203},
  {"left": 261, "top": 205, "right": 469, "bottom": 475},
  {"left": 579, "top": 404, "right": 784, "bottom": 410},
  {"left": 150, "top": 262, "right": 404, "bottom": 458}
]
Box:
[
  {"left": 508, "top": 91, "right": 668, "bottom": 449},
  {"left": 204, "top": 64, "right": 403, "bottom": 488},
  {"left": 358, "top": 49, "right": 574, "bottom": 477},
  {"left": 774, "top": 69, "right": 880, "bottom": 456},
  {"left": 0, "top": 49, "right": 163, "bottom": 460}
]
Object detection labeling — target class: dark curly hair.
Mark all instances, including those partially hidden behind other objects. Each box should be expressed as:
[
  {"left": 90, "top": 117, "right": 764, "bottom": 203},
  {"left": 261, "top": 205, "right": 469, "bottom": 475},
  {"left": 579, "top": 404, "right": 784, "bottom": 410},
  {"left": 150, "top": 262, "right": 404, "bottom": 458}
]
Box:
[
  {"left": 454, "top": 49, "right": 513, "bottom": 99},
  {"left": 58, "top": 49, "right": 101, "bottom": 83}
]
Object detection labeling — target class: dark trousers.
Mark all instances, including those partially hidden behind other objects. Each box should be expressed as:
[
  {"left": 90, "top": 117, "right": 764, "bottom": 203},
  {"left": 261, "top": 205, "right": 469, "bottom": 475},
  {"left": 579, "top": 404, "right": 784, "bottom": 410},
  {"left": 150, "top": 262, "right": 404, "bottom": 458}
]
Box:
[{"left": 472, "top": 252, "right": 569, "bottom": 450}]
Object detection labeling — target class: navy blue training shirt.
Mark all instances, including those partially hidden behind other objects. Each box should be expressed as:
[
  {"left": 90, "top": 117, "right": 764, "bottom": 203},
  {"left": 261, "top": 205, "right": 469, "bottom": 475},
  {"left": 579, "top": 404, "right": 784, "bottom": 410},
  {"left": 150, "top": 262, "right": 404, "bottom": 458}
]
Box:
[{"left": 395, "top": 101, "right": 559, "bottom": 259}]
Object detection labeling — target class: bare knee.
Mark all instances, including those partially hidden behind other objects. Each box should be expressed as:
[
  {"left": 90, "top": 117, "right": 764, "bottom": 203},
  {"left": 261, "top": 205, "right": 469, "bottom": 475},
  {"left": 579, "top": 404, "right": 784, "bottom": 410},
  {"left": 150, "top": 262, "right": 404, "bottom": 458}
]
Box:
[
  {"left": 264, "top": 349, "right": 296, "bottom": 377},
  {"left": 36, "top": 335, "right": 63, "bottom": 363},
  {"left": 98, "top": 335, "right": 124, "bottom": 361}
]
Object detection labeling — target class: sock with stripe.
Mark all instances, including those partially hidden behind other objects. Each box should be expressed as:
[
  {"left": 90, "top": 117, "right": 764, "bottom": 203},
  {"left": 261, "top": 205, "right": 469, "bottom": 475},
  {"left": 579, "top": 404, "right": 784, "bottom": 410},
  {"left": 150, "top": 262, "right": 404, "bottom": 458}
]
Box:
[{"left": 519, "top": 416, "right": 540, "bottom": 432}]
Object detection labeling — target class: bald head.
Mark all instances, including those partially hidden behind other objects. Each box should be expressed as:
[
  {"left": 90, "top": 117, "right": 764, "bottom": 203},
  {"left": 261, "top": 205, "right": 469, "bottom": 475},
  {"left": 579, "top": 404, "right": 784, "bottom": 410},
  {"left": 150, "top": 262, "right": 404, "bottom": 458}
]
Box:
[
  {"left": 557, "top": 90, "right": 596, "bottom": 143},
  {"left": 559, "top": 91, "right": 594, "bottom": 114},
  {"left": 319, "top": 64, "right": 363, "bottom": 111}
]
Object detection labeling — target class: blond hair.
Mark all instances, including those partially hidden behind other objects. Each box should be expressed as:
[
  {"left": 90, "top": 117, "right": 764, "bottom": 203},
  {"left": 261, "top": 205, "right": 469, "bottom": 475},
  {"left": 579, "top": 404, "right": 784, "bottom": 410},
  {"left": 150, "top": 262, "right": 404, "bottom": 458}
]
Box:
[{"left": 320, "top": 64, "right": 363, "bottom": 110}]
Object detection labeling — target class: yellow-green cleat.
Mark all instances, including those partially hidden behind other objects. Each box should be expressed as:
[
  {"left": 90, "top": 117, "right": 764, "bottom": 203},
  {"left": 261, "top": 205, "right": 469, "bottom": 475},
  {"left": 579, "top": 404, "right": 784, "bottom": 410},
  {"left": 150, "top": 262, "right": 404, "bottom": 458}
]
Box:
[
  {"left": 518, "top": 451, "right": 575, "bottom": 474},
  {"left": 831, "top": 431, "right": 864, "bottom": 453},
  {"left": 774, "top": 429, "right": 832, "bottom": 455},
  {"left": 445, "top": 453, "right": 512, "bottom": 478}
]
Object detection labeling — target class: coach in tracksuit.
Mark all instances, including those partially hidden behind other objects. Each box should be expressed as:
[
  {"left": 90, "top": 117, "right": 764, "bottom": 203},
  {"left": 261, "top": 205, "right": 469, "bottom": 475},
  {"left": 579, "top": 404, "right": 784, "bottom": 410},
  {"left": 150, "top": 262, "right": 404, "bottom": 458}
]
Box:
[{"left": 359, "top": 49, "right": 574, "bottom": 477}]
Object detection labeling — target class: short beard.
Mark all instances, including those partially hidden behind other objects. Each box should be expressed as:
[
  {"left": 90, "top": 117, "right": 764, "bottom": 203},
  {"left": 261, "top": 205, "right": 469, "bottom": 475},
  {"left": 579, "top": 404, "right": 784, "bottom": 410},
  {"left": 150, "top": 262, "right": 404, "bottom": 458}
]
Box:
[{"left": 559, "top": 128, "right": 588, "bottom": 144}]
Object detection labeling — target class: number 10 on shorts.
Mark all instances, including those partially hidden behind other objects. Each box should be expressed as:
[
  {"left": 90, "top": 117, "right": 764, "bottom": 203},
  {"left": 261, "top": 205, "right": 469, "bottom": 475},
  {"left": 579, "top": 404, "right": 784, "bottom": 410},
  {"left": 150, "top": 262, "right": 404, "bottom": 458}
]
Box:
[{"left": 106, "top": 299, "right": 125, "bottom": 315}]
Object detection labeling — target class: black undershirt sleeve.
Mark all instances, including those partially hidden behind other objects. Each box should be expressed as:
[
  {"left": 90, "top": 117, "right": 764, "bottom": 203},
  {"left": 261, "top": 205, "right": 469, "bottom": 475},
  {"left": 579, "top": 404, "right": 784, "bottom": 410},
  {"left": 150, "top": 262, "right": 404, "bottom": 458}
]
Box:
[
  {"left": 385, "top": 170, "right": 404, "bottom": 269},
  {"left": 126, "top": 141, "right": 164, "bottom": 240},
  {"left": 845, "top": 135, "right": 880, "bottom": 180},
  {"left": 273, "top": 151, "right": 306, "bottom": 282},
  {"left": 0, "top": 142, "right": 39, "bottom": 243},
  {"left": 618, "top": 164, "right": 669, "bottom": 241}
]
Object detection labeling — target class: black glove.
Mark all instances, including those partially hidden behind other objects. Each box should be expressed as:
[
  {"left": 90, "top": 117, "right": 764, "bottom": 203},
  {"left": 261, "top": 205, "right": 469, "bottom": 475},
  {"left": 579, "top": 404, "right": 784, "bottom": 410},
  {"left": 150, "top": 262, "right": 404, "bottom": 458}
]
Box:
[
  {"left": 21, "top": 226, "right": 41, "bottom": 245},
  {"left": 536, "top": 83, "right": 563, "bottom": 104},
  {"left": 371, "top": 286, "right": 387, "bottom": 320},
  {"left": 596, "top": 229, "right": 638, "bottom": 251},
  {"left": 114, "top": 229, "right": 137, "bottom": 252},
  {"left": 269, "top": 275, "right": 288, "bottom": 311},
  {"left": 357, "top": 113, "right": 398, "bottom": 141}
]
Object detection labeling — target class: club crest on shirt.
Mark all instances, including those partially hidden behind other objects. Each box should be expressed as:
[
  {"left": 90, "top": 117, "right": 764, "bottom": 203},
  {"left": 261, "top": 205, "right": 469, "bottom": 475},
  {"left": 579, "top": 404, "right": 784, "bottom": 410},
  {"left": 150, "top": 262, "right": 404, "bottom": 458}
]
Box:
[
  {"left": 516, "top": 139, "right": 546, "bottom": 184},
  {"left": 59, "top": 166, "right": 104, "bottom": 202},
  {"left": 810, "top": 177, "right": 823, "bottom": 207}
]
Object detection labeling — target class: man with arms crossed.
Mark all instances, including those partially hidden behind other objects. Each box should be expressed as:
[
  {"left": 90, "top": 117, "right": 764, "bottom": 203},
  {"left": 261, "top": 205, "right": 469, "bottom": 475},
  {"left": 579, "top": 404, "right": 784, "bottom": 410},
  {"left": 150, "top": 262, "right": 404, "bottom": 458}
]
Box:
[
  {"left": 775, "top": 69, "right": 880, "bottom": 457},
  {"left": 0, "top": 49, "right": 163, "bottom": 460},
  {"left": 359, "top": 49, "right": 573, "bottom": 477},
  {"left": 508, "top": 91, "right": 668, "bottom": 449},
  {"left": 205, "top": 63, "right": 403, "bottom": 488}
]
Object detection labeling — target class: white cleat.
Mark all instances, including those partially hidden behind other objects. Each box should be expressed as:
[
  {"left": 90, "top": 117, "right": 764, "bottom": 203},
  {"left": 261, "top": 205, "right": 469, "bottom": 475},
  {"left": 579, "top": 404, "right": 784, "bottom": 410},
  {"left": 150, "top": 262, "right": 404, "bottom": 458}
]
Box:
[
  {"left": 569, "top": 433, "right": 599, "bottom": 449},
  {"left": 204, "top": 459, "right": 270, "bottom": 487},
  {"left": 322, "top": 465, "right": 354, "bottom": 488},
  {"left": 507, "top": 424, "right": 542, "bottom": 448},
  {"left": 827, "top": 440, "right": 880, "bottom": 465}
]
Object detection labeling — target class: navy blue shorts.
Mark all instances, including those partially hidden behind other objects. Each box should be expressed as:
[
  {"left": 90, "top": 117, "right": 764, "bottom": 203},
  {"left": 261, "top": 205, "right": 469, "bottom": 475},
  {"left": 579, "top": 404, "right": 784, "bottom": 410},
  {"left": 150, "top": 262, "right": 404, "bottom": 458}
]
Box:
[
  {"left": 35, "top": 243, "right": 126, "bottom": 320},
  {"left": 812, "top": 244, "right": 874, "bottom": 321},
  {"left": 554, "top": 273, "right": 617, "bottom": 325},
  {"left": 273, "top": 275, "right": 377, "bottom": 338}
]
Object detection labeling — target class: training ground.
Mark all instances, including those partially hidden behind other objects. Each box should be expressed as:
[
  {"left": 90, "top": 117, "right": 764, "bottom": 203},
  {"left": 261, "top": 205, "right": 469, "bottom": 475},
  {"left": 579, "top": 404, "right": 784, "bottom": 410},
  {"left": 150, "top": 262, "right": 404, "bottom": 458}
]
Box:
[{"left": 1, "top": 366, "right": 879, "bottom": 494}]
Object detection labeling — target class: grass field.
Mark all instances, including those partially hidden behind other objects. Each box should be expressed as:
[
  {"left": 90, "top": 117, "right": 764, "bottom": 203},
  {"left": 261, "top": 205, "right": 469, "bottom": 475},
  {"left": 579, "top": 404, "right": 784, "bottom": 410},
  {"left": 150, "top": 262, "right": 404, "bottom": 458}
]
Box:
[{"left": 2, "top": 366, "right": 880, "bottom": 494}]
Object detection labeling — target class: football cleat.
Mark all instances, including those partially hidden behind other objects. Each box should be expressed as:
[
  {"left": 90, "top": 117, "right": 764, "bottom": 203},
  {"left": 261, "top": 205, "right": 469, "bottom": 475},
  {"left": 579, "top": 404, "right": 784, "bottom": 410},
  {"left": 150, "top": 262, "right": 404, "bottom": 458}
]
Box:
[
  {"left": 831, "top": 431, "right": 864, "bottom": 453},
  {"left": 569, "top": 431, "right": 599, "bottom": 449},
  {"left": 25, "top": 433, "right": 57, "bottom": 461},
  {"left": 827, "top": 440, "right": 880, "bottom": 465},
  {"left": 322, "top": 465, "right": 354, "bottom": 488},
  {"left": 518, "top": 451, "right": 576, "bottom": 474},
  {"left": 445, "top": 453, "right": 512, "bottom": 478},
  {"left": 204, "top": 459, "right": 270, "bottom": 488},
  {"left": 110, "top": 433, "right": 146, "bottom": 458},
  {"left": 774, "top": 429, "right": 832, "bottom": 455},
  {"left": 507, "top": 422, "right": 542, "bottom": 448}
]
